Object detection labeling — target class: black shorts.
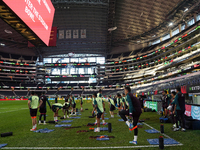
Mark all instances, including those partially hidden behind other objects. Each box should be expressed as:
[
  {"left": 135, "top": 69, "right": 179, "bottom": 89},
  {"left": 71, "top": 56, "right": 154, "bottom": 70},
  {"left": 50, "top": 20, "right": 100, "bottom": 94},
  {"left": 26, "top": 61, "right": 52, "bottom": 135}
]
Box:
[
  {"left": 30, "top": 109, "right": 37, "bottom": 117},
  {"left": 39, "top": 108, "right": 46, "bottom": 114},
  {"left": 81, "top": 102, "right": 83, "bottom": 105},
  {"left": 97, "top": 113, "right": 103, "bottom": 118},
  {"left": 124, "top": 105, "right": 128, "bottom": 110},
  {"left": 52, "top": 106, "right": 57, "bottom": 113},
  {"left": 110, "top": 105, "right": 115, "bottom": 111},
  {"left": 72, "top": 103, "right": 76, "bottom": 108},
  {"left": 63, "top": 106, "right": 69, "bottom": 110}
]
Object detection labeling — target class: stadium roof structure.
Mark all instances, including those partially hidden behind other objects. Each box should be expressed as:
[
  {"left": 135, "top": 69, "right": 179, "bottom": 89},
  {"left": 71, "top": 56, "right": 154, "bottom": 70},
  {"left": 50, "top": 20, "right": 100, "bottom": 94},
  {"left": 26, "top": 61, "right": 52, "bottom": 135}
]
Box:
[{"left": 0, "top": 0, "right": 199, "bottom": 57}]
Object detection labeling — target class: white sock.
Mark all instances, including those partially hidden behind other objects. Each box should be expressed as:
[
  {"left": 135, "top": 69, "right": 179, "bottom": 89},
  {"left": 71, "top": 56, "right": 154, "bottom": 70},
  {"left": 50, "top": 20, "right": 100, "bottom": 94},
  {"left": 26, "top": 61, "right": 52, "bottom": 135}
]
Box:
[
  {"left": 44, "top": 121, "right": 46, "bottom": 124},
  {"left": 111, "top": 115, "right": 114, "bottom": 118},
  {"left": 39, "top": 120, "right": 41, "bottom": 124},
  {"left": 67, "top": 115, "right": 69, "bottom": 118},
  {"left": 126, "top": 121, "right": 130, "bottom": 127},
  {"left": 102, "top": 120, "right": 105, "bottom": 123},
  {"left": 64, "top": 115, "right": 66, "bottom": 118},
  {"left": 35, "top": 124, "right": 37, "bottom": 128},
  {"left": 134, "top": 136, "right": 138, "bottom": 141},
  {"left": 126, "top": 116, "right": 129, "bottom": 120},
  {"left": 95, "top": 120, "right": 97, "bottom": 123},
  {"left": 75, "top": 112, "right": 76, "bottom": 115},
  {"left": 97, "top": 127, "right": 100, "bottom": 132}
]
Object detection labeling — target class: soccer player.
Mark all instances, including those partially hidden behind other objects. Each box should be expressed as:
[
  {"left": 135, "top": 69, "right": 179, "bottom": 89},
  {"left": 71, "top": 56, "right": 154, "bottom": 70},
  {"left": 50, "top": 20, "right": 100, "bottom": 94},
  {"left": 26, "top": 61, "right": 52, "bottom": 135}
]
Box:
[
  {"left": 119, "top": 87, "right": 142, "bottom": 145},
  {"left": 169, "top": 91, "right": 177, "bottom": 128},
  {"left": 39, "top": 92, "right": 51, "bottom": 125},
  {"left": 55, "top": 95, "right": 58, "bottom": 103},
  {"left": 70, "top": 95, "right": 76, "bottom": 115},
  {"left": 117, "top": 93, "right": 123, "bottom": 112},
  {"left": 171, "top": 87, "right": 186, "bottom": 132},
  {"left": 97, "top": 89, "right": 106, "bottom": 125},
  {"left": 52, "top": 103, "right": 64, "bottom": 122},
  {"left": 92, "top": 93, "right": 104, "bottom": 132},
  {"left": 63, "top": 95, "right": 70, "bottom": 119},
  {"left": 161, "top": 90, "right": 171, "bottom": 117},
  {"left": 80, "top": 94, "right": 83, "bottom": 111},
  {"left": 108, "top": 96, "right": 115, "bottom": 118},
  {"left": 122, "top": 93, "right": 129, "bottom": 110},
  {"left": 28, "top": 91, "right": 43, "bottom": 131},
  {"left": 138, "top": 95, "right": 143, "bottom": 111}
]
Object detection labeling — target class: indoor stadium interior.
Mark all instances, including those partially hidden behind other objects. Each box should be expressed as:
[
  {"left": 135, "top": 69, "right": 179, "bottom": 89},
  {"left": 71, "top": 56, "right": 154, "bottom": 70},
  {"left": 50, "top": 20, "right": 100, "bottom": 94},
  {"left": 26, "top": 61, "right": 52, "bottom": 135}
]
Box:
[{"left": 0, "top": 0, "right": 200, "bottom": 149}]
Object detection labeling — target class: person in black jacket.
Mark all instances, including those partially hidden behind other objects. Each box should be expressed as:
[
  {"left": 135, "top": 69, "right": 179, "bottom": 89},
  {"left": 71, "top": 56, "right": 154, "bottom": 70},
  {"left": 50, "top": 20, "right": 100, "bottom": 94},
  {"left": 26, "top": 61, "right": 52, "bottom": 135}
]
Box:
[{"left": 119, "top": 87, "right": 142, "bottom": 145}]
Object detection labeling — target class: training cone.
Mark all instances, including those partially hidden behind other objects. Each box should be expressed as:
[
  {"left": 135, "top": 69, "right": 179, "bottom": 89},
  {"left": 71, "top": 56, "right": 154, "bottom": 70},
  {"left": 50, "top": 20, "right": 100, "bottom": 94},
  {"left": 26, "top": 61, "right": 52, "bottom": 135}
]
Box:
[
  {"left": 108, "top": 123, "right": 112, "bottom": 132},
  {"left": 160, "top": 124, "right": 164, "bottom": 133},
  {"left": 1, "top": 132, "right": 13, "bottom": 137},
  {"left": 159, "top": 136, "right": 164, "bottom": 149}
]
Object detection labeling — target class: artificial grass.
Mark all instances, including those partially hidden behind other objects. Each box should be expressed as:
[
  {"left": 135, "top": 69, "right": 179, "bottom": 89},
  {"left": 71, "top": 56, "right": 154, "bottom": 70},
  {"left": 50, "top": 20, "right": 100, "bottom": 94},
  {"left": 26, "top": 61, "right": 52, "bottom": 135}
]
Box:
[{"left": 0, "top": 100, "right": 200, "bottom": 150}]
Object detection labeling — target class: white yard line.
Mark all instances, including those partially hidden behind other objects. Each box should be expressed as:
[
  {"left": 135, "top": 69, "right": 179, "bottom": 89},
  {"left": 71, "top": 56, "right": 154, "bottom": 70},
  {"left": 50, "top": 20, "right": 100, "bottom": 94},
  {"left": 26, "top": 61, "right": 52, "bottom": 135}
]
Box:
[
  {"left": 143, "top": 122, "right": 183, "bottom": 144},
  {"left": 2, "top": 144, "right": 183, "bottom": 149},
  {"left": 0, "top": 108, "right": 27, "bottom": 114}
]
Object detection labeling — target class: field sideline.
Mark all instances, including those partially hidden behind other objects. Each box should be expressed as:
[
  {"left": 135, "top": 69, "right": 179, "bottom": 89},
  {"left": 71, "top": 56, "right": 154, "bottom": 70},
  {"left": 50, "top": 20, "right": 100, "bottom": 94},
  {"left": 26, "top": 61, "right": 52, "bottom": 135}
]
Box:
[{"left": 0, "top": 100, "right": 200, "bottom": 150}]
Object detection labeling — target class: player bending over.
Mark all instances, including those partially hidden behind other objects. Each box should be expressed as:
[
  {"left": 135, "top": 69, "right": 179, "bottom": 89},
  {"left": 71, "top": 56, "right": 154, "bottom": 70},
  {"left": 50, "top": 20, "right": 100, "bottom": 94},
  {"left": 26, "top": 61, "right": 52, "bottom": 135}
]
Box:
[
  {"left": 119, "top": 87, "right": 142, "bottom": 145},
  {"left": 28, "top": 91, "right": 43, "bottom": 131},
  {"left": 117, "top": 93, "right": 123, "bottom": 112},
  {"left": 108, "top": 96, "right": 115, "bottom": 118},
  {"left": 92, "top": 93, "right": 104, "bottom": 132},
  {"left": 39, "top": 92, "right": 51, "bottom": 125},
  {"left": 63, "top": 95, "right": 70, "bottom": 119},
  {"left": 52, "top": 103, "right": 63, "bottom": 122}
]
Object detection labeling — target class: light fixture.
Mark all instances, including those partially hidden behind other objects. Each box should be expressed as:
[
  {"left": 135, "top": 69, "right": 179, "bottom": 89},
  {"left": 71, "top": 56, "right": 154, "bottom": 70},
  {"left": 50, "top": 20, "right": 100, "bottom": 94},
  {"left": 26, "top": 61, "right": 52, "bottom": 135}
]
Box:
[
  {"left": 0, "top": 43, "right": 5, "bottom": 46},
  {"left": 169, "top": 23, "right": 173, "bottom": 26},
  {"left": 137, "top": 41, "right": 140, "bottom": 43},
  {"left": 4, "top": 29, "right": 12, "bottom": 34},
  {"left": 152, "top": 35, "right": 156, "bottom": 37},
  {"left": 184, "top": 8, "right": 188, "bottom": 12}
]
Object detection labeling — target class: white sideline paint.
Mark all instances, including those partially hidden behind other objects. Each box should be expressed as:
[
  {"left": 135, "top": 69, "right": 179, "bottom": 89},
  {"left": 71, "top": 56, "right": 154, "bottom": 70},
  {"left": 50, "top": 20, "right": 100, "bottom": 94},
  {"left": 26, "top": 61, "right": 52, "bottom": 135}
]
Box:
[
  {"left": 1, "top": 122, "right": 183, "bottom": 149},
  {"left": 2, "top": 144, "right": 183, "bottom": 149},
  {"left": 0, "top": 108, "right": 27, "bottom": 114},
  {"left": 143, "top": 122, "right": 175, "bottom": 139}
]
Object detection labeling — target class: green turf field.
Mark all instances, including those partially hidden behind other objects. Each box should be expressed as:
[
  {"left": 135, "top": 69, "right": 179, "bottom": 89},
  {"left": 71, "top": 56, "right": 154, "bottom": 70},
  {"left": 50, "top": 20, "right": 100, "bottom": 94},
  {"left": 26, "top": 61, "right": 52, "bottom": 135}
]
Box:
[{"left": 0, "top": 100, "right": 200, "bottom": 150}]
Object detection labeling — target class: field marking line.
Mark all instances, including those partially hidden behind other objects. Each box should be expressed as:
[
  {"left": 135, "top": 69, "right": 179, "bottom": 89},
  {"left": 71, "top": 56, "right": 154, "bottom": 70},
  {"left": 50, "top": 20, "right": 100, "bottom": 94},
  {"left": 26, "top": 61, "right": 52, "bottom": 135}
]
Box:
[
  {"left": 0, "top": 108, "right": 27, "bottom": 114},
  {"left": 2, "top": 144, "right": 183, "bottom": 149},
  {"left": 143, "top": 122, "right": 183, "bottom": 145}
]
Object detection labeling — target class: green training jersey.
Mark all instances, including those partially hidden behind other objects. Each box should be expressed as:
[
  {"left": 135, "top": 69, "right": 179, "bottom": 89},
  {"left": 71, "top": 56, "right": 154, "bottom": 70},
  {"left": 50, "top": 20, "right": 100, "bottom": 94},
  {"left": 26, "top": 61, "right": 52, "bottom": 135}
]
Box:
[
  {"left": 123, "top": 97, "right": 129, "bottom": 106},
  {"left": 92, "top": 97, "right": 95, "bottom": 105},
  {"left": 29, "top": 95, "right": 39, "bottom": 109},
  {"left": 94, "top": 97, "right": 104, "bottom": 113},
  {"left": 52, "top": 103, "right": 63, "bottom": 109},
  {"left": 71, "top": 97, "right": 76, "bottom": 104},
  {"left": 108, "top": 98, "right": 115, "bottom": 106}
]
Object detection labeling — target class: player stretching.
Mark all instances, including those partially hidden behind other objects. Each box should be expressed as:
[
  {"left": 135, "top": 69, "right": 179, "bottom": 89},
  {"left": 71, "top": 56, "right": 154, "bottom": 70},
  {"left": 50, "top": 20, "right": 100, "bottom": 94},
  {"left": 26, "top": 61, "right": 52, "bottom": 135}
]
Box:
[
  {"left": 92, "top": 93, "right": 104, "bottom": 132},
  {"left": 52, "top": 103, "right": 63, "bottom": 122},
  {"left": 119, "top": 87, "right": 142, "bottom": 145},
  {"left": 108, "top": 96, "right": 115, "bottom": 118},
  {"left": 39, "top": 92, "right": 51, "bottom": 125},
  {"left": 97, "top": 89, "right": 106, "bottom": 125},
  {"left": 70, "top": 95, "right": 76, "bottom": 115},
  {"left": 63, "top": 95, "right": 70, "bottom": 119},
  {"left": 80, "top": 94, "right": 83, "bottom": 111},
  {"left": 28, "top": 91, "right": 42, "bottom": 131}
]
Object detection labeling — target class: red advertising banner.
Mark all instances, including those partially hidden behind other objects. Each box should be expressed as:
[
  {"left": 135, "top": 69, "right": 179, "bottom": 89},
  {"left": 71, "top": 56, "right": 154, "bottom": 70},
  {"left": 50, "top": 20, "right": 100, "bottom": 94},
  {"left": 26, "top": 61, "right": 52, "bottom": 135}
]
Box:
[
  {"left": 3, "top": 0, "right": 55, "bottom": 46},
  {"left": 185, "top": 104, "right": 191, "bottom": 116},
  {"left": 181, "top": 85, "right": 187, "bottom": 94}
]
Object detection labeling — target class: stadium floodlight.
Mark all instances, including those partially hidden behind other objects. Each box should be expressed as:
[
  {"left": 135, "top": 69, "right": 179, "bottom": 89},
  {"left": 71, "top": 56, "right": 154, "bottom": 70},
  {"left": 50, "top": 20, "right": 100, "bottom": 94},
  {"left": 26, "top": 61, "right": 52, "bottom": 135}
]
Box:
[
  {"left": 169, "top": 23, "right": 173, "bottom": 26},
  {"left": 184, "top": 8, "right": 188, "bottom": 12}
]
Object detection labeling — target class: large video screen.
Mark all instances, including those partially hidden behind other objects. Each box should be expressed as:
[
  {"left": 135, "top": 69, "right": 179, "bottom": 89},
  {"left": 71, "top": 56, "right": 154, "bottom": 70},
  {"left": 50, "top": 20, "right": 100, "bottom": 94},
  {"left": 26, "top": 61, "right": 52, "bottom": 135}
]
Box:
[{"left": 3, "top": 0, "right": 55, "bottom": 46}]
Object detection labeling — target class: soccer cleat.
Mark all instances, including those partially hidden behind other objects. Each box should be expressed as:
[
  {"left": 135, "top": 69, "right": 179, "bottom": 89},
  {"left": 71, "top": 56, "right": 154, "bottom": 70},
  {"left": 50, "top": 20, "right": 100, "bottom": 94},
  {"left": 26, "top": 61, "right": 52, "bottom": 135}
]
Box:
[
  {"left": 94, "top": 123, "right": 97, "bottom": 125},
  {"left": 30, "top": 128, "right": 37, "bottom": 131},
  {"left": 102, "top": 122, "right": 107, "bottom": 125},
  {"left": 55, "top": 120, "right": 59, "bottom": 122},
  {"left": 67, "top": 115, "right": 70, "bottom": 118},
  {"left": 94, "top": 128, "right": 100, "bottom": 132},
  {"left": 173, "top": 124, "right": 176, "bottom": 128},
  {"left": 181, "top": 128, "right": 186, "bottom": 132},
  {"left": 43, "top": 122, "right": 46, "bottom": 125},
  {"left": 129, "top": 141, "right": 137, "bottom": 145},
  {"left": 173, "top": 128, "right": 180, "bottom": 131}
]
